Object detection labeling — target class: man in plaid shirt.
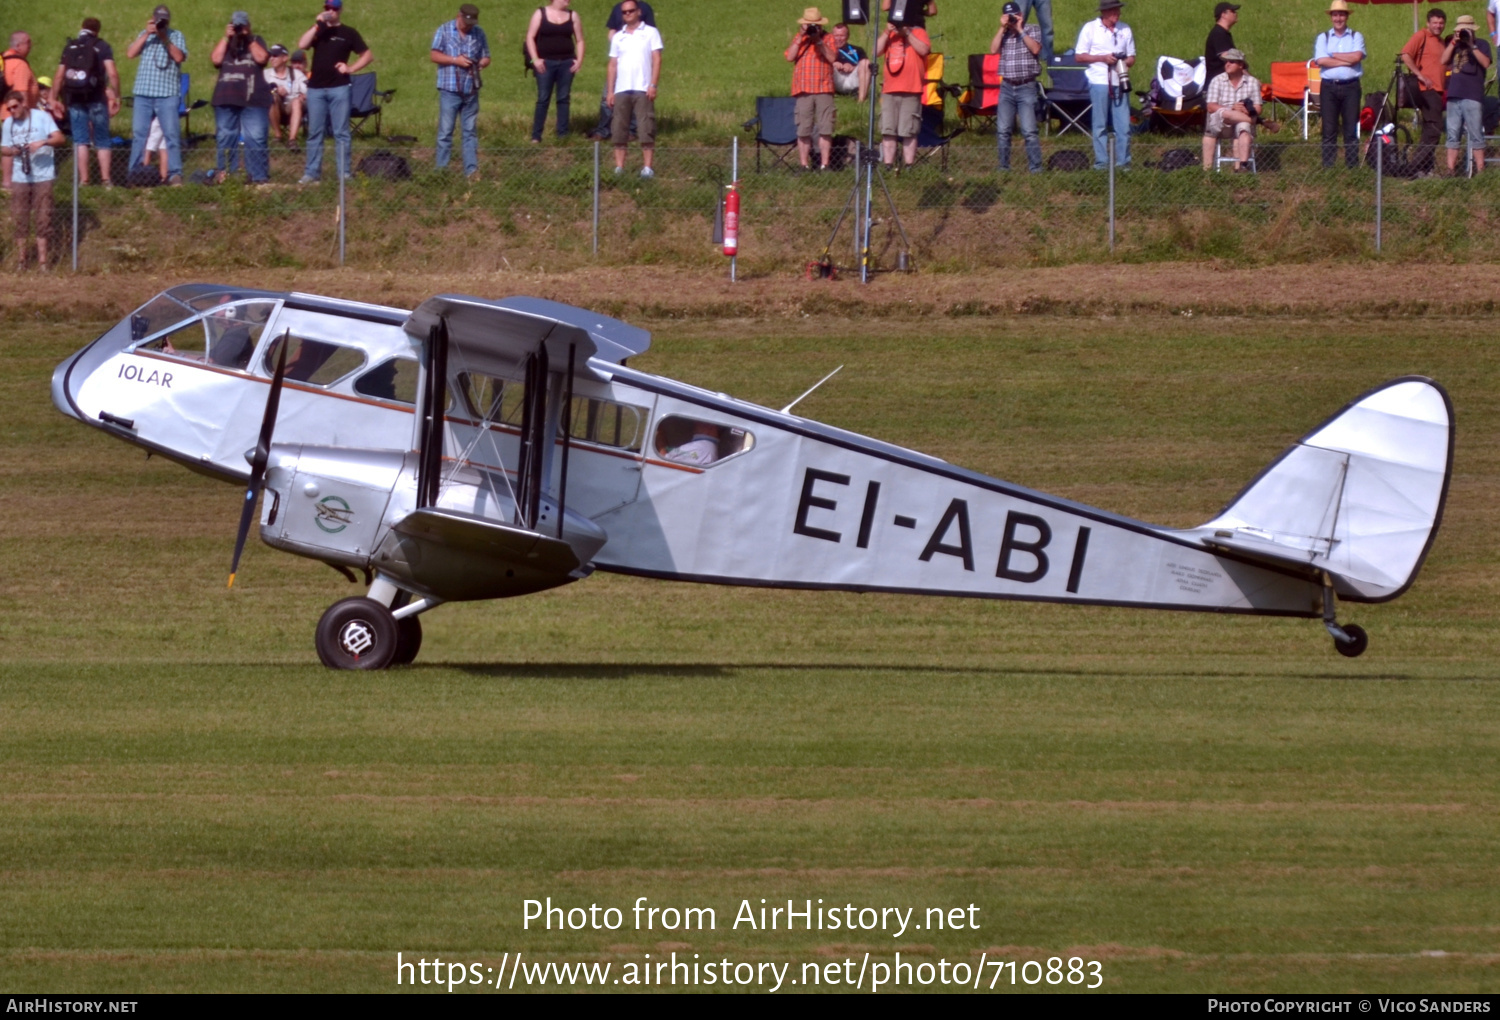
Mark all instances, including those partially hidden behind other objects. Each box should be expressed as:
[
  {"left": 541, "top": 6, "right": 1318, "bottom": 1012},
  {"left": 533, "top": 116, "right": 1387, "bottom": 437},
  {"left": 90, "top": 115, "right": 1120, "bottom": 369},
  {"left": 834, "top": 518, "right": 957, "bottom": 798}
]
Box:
[
  {"left": 989, "top": 1, "right": 1043, "bottom": 172},
  {"left": 785, "top": 7, "right": 837, "bottom": 171},
  {"left": 430, "top": 4, "right": 491, "bottom": 180},
  {"left": 125, "top": 4, "right": 188, "bottom": 185},
  {"left": 1201, "top": 47, "right": 1259, "bottom": 171}
]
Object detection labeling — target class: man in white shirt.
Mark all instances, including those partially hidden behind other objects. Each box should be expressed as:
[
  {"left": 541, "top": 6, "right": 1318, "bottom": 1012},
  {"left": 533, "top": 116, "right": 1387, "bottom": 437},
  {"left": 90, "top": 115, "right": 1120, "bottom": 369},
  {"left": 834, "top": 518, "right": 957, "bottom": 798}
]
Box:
[
  {"left": 1074, "top": 0, "right": 1135, "bottom": 170},
  {"left": 264, "top": 44, "right": 306, "bottom": 146},
  {"left": 605, "top": 1, "right": 662, "bottom": 177}
]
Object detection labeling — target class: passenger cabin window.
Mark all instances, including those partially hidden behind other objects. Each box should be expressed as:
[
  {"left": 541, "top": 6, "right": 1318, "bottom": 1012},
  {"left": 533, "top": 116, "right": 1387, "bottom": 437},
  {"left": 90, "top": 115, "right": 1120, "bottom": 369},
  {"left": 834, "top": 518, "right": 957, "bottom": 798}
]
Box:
[
  {"left": 263, "top": 334, "right": 366, "bottom": 386},
  {"left": 459, "top": 373, "right": 526, "bottom": 425},
  {"left": 563, "top": 396, "right": 647, "bottom": 452},
  {"left": 654, "top": 416, "right": 754, "bottom": 467},
  {"left": 354, "top": 358, "right": 420, "bottom": 404},
  {"left": 136, "top": 300, "right": 275, "bottom": 371}
]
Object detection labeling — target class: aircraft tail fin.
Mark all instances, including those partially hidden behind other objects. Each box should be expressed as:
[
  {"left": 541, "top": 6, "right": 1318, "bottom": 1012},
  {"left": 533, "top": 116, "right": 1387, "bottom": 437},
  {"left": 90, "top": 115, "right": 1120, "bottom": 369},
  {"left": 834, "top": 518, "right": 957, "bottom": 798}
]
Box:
[{"left": 1194, "top": 378, "right": 1453, "bottom": 602}]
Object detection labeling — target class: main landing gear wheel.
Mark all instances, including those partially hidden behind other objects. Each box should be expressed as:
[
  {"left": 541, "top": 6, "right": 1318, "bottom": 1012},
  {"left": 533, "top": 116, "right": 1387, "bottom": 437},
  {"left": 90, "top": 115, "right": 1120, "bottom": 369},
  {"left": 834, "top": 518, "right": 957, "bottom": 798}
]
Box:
[
  {"left": 1333, "top": 623, "right": 1369, "bottom": 658},
  {"left": 316, "top": 597, "right": 398, "bottom": 670},
  {"left": 392, "top": 616, "right": 423, "bottom": 666}
]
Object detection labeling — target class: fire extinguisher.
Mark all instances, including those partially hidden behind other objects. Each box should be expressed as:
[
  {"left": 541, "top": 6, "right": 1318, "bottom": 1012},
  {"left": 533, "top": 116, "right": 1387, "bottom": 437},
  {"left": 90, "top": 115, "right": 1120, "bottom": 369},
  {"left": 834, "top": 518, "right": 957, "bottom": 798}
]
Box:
[{"left": 723, "top": 182, "right": 740, "bottom": 257}]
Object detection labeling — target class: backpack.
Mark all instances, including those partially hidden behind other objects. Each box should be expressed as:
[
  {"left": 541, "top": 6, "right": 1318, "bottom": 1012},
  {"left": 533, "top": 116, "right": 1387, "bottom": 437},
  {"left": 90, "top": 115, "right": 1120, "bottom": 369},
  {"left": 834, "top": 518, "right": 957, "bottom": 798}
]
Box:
[
  {"left": 60, "top": 35, "right": 105, "bottom": 100},
  {"left": 357, "top": 149, "right": 412, "bottom": 180},
  {"left": 1047, "top": 149, "right": 1089, "bottom": 172},
  {"left": 1157, "top": 148, "right": 1197, "bottom": 172}
]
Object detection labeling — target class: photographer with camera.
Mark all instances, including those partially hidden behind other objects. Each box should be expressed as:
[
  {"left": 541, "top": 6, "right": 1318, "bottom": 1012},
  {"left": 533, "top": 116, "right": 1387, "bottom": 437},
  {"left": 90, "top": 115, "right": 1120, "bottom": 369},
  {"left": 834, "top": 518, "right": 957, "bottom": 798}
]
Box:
[
  {"left": 1201, "top": 48, "right": 1259, "bottom": 172},
  {"left": 1075, "top": 0, "right": 1135, "bottom": 171},
  {"left": 1443, "top": 14, "right": 1490, "bottom": 176},
  {"left": 989, "top": 1, "right": 1042, "bottom": 173},
  {"left": 210, "top": 12, "right": 271, "bottom": 185},
  {"left": 297, "top": 0, "right": 373, "bottom": 184},
  {"left": 875, "top": 11, "right": 930, "bottom": 170},
  {"left": 1400, "top": 8, "right": 1448, "bottom": 177},
  {"left": 125, "top": 5, "right": 187, "bottom": 186},
  {"left": 785, "top": 8, "right": 838, "bottom": 171}
]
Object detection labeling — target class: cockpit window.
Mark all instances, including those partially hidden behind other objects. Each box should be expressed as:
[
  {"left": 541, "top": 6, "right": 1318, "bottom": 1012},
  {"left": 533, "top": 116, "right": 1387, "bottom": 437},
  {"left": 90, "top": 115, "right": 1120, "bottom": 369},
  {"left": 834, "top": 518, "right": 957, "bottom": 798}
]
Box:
[
  {"left": 135, "top": 300, "right": 275, "bottom": 370},
  {"left": 654, "top": 416, "right": 754, "bottom": 467},
  {"left": 563, "top": 396, "right": 647, "bottom": 452},
  {"left": 129, "top": 293, "right": 197, "bottom": 341},
  {"left": 354, "top": 358, "right": 421, "bottom": 404},
  {"left": 263, "top": 334, "right": 366, "bottom": 386}
]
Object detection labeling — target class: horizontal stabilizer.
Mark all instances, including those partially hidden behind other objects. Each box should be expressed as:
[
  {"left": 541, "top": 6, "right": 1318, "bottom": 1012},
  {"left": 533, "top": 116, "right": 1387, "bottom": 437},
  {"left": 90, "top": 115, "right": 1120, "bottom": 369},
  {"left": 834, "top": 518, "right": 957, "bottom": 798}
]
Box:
[{"left": 1188, "top": 378, "right": 1452, "bottom": 602}]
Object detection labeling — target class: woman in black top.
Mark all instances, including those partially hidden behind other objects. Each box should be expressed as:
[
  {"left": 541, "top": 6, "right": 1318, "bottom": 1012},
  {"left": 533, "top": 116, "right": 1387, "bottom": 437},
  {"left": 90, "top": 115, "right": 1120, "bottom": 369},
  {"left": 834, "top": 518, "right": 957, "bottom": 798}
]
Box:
[{"left": 526, "top": 0, "right": 585, "bottom": 142}]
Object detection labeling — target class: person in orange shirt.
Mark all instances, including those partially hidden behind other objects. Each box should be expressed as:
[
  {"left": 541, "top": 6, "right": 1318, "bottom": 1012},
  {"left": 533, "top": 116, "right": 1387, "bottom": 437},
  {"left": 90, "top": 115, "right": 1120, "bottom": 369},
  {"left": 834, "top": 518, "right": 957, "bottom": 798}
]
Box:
[
  {"left": 1401, "top": 9, "right": 1448, "bottom": 176},
  {"left": 875, "top": 18, "right": 929, "bottom": 168},
  {"left": 3, "top": 31, "right": 41, "bottom": 192}
]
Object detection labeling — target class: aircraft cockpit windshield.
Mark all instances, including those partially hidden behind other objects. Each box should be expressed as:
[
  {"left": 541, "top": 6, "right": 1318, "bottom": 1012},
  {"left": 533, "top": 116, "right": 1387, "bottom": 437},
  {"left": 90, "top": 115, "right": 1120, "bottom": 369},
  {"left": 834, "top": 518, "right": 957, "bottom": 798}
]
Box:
[
  {"left": 136, "top": 299, "right": 278, "bottom": 371},
  {"left": 127, "top": 285, "right": 279, "bottom": 342}
]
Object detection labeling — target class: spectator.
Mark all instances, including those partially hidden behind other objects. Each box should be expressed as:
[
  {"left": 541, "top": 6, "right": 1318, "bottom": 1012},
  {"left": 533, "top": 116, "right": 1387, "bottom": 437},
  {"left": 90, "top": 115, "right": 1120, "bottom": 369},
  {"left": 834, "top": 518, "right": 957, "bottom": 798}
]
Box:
[
  {"left": 880, "top": 0, "right": 936, "bottom": 29},
  {"left": 53, "top": 18, "right": 120, "bottom": 188},
  {"left": 1201, "top": 48, "right": 1258, "bottom": 172},
  {"left": 210, "top": 12, "right": 272, "bottom": 185},
  {"left": 1314, "top": 0, "right": 1364, "bottom": 169},
  {"left": 588, "top": 1, "right": 654, "bottom": 142},
  {"left": 1204, "top": 3, "right": 1238, "bottom": 85},
  {"left": 126, "top": 5, "right": 187, "bottom": 187},
  {"left": 265, "top": 46, "right": 307, "bottom": 148},
  {"left": 875, "top": 15, "right": 930, "bottom": 168},
  {"left": 1, "top": 90, "right": 64, "bottom": 270},
  {"left": 1021, "top": 0, "right": 1054, "bottom": 65},
  {"left": 605, "top": 1, "right": 662, "bottom": 178},
  {"left": 1075, "top": 0, "right": 1135, "bottom": 171},
  {"left": 830, "top": 23, "right": 869, "bottom": 103},
  {"left": 526, "top": 0, "right": 583, "bottom": 143},
  {"left": 431, "top": 5, "right": 491, "bottom": 179},
  {"left": 297, "top": 0, "right": 373, "bottom": 185},
  {"left": 990, "top": 1, "right": 1043, "bottom": 173},
  {"left": 786, "top": 8, "right": 838, "bottom": 171},
  {"left": 663, "top": 423, "right": 720, "bottom": 466},
  {"left": 4, "top": 32, "right": 41, "bottom": 192},
  {"left": 1401, "top": 8, "right": 1447, "bottom": 177},
  {"left": 138, "top": 114, "right": 169, "bottom": 184},
  {"left": 1490, "top": 0, "right": 1498, "bottom": 49},
  {"left": 1443, "top": 14, "right": 1490, "bottom": 175}
]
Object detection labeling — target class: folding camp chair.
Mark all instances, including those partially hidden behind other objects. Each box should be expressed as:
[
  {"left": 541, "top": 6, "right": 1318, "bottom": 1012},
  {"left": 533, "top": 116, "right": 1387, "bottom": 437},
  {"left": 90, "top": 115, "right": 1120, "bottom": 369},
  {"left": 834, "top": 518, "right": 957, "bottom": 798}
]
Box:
[
  {"left": 958, "top": 54, "right": 1000, "bottom": 133},
  {"left": 1043, "top": 51, "right": 1091, "bottom": 136},
  {"left": 348, "top": 72, "right": 395, "bottom": 139},
  {"left": 742, "top": 96, "right": 799, "bottom": 172},
  {"left": 178, "top": 74, "right": 210, "bottom": 147},
  {"left": 1267, "top": 61, "right": 1313, "bottom": 132},
  {"left": 911, "top": 52, "right": 964, "bottom": 168},
  {"left": 1302, "top": 61, "right": 1321, "bottom": 140}
]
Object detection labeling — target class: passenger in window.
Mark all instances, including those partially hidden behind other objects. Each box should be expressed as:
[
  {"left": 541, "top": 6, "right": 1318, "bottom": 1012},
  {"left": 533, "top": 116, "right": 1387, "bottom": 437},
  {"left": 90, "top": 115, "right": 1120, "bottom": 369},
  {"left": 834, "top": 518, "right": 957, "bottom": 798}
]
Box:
[
  {"left": 662, "top": 422, "right": 720, "bottom": 466},
  {"left": 206, "top": 296, "right": 255, "bottom": 369},
  {"left": 357, "top": 359, "right": 400, "bottom": 400}
]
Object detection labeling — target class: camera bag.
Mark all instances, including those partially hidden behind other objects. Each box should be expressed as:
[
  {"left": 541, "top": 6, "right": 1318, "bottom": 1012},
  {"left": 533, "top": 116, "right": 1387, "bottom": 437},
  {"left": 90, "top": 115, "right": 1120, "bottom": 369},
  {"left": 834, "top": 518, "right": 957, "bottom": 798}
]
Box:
[{"left": 60, "top": 36, "right": 105, "bottom": 100}]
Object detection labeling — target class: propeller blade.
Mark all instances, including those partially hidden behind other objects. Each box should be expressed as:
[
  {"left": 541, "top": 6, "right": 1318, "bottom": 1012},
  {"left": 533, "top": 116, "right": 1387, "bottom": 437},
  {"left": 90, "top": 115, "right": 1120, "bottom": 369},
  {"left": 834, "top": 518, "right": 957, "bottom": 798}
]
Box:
[{"left": 228, "top": 331, "right": 291, "bottom": 588}]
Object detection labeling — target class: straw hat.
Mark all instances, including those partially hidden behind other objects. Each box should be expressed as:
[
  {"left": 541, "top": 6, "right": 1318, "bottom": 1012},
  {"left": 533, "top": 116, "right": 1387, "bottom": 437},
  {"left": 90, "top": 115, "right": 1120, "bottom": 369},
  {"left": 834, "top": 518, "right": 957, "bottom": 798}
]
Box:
[
  {"left": 1328, "top": 0, "right": 1351, "bottom": 14},
  {"left": 798, "top": 7, "right": 829, "bottom": 26}
]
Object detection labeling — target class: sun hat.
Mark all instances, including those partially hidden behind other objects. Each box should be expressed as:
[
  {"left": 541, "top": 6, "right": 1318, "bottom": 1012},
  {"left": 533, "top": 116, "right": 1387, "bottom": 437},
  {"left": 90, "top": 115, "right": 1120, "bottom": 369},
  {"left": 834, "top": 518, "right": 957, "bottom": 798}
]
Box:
[{"left": 798, "top": 7, "right": 830, "bottom": 26}]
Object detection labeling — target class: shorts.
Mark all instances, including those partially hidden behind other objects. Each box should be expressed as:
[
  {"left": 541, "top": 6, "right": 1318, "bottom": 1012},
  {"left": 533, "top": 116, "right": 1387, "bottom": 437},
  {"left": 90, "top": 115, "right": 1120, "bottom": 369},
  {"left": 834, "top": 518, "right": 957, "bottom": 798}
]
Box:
[
  {"left": 833, "top": 67, "right": 861, "bottom": 95},
  {"left": 68, "top": 102, "right": 113, "bottom": 149},
  {"left": 1204, "top": 111, "right": 1254, "bottom": 139},
  {"left": 880, "top": 92, "right": 922, "bottom": 139},
  {"left": 1446, "top": 97, "right": 1483, "bottom": 149},
  {"left": 795, "top": 93, "right": 835, "bottom": 138},
  {"left": 611, "top": 90, "right": 656, "bottom": 146},
  {"left": 10, "top": 181, "right": 55, "bottom": 243}
]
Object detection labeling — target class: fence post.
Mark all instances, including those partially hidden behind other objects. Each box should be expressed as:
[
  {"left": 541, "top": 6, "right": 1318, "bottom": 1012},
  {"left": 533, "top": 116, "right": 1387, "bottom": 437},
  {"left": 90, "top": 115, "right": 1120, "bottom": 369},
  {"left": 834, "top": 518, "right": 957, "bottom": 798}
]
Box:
[
  {"left": 853, "top": 140, "right": 861, "bottom": 268},
  {"left": 592, "top": 140, "right": 600, "bottom": 256},
  {"left": 71, "top": 146, "right": 79, "bottom": 273},
  {"left": 730, "top": 136, "right": 738, "bottom": 284},
  {"left": 1107, "top": 134, "right": 1116, "bottom": 253},
  {"left": 338, "top": 137, "right": 347, "bottom": 266},
  {"left": 1375, "top": 131, "right": 1383, "bottom": 254}
]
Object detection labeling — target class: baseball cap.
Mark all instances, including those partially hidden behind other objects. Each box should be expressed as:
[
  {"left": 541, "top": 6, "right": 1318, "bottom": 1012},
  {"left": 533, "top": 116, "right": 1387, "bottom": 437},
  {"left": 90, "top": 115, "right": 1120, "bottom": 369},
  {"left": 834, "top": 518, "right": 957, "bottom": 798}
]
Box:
[
  {"left": 290, "top": 48, "right": 306, "bottom": 62},
  {"left": 459, "top": 3, "right": 479, "bottom": 22},
  {"left": 36, "top": 75, "right": 52, "bottom": 89},
  {"left": 231, "top": 11, "right": 250, "bottom": 26},
  {"left": 1002, "top": 1, "right": 1022, "bottom": 14},
  {"left": 269, "top": 43, "right": 288, "bottom": 56},
  {"left": 152, "top": 5, "right": 172, "bottom": 21},
  {"left": 1214, "top": 3, "right": 1240, "bottom": 17},
  {"left": 323, "top": 0, "right": 342, "bottom": 8}
]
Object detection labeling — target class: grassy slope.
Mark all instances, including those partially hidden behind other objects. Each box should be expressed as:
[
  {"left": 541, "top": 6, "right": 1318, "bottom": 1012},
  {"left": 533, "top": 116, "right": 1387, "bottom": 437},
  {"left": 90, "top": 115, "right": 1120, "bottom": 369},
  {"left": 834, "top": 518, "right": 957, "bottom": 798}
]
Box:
[
  {"left": 1, "top": 306, "right": 1498, "bottom": 991},
  {"left": 14, "top": 0, "right": 1437, "bottom": 143}
]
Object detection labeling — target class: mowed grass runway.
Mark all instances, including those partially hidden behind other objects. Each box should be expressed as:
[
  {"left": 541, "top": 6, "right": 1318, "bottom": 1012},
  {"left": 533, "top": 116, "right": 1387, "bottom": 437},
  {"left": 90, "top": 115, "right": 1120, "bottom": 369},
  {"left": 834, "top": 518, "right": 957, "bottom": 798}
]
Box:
[{"left": 2, "top": 308, "right": 1498, "bottom": 992}]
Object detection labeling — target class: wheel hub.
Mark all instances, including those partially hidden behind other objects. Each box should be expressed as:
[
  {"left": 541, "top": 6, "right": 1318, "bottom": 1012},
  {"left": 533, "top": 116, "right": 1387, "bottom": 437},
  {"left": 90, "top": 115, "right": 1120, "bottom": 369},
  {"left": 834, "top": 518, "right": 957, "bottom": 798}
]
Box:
[{"left": 339, "top": 619, "right": 376, "bottom": 657}]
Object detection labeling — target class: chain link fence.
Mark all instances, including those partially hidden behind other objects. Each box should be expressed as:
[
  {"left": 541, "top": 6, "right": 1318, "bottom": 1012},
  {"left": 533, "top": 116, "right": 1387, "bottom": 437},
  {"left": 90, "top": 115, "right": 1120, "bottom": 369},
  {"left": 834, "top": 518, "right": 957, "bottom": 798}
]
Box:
[{"left": 16, "top": 132, "right": 1499, "bottom": 276}]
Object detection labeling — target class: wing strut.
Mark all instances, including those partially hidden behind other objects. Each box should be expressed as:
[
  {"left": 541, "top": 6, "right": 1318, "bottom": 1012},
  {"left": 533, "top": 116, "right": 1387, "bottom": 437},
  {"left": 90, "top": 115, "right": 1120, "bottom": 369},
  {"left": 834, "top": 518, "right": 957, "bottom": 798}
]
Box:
[
  {"left": 416, "top": 317, "right": 450, "bottom": 510},
  {"left": 514, "top": 342, "right": 550, "bottom": 530},
  {"left": 557, "top": 343, "right": 575, "bottom": 539}
]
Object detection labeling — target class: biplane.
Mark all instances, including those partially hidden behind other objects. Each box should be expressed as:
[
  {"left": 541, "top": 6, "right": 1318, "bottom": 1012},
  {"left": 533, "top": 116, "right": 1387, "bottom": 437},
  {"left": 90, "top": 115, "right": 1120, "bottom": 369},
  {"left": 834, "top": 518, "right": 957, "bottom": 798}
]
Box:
[{"left": 52, "top": 285, "right": 1453, "bottom": 668}]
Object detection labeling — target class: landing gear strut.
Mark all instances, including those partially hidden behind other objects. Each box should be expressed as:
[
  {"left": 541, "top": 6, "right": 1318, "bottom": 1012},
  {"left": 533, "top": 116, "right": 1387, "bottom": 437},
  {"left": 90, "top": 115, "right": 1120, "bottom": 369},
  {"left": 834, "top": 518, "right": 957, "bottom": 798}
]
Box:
[
  {"left": 315, "top": 576, "right": 442, "bottom": 670},
  {"left": 1322, "top": 574, "right": 1369, "bottom": 658}
]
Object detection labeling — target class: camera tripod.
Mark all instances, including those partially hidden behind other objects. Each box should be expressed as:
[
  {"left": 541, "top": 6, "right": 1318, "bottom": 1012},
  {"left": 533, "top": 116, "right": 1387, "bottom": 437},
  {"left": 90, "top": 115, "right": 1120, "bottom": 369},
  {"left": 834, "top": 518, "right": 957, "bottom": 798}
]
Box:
[{"left": 813, "top": 16, "right": 914, "bottom": 283}]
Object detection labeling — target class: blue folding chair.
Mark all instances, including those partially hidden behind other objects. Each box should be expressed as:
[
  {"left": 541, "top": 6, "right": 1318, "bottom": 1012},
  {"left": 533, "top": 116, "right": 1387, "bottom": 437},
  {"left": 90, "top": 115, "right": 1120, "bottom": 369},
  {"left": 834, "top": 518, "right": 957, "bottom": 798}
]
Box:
[
  {"left": 1043, "top": 51, "right": 1091, "bottom": 137},
  {"left": 178, "top": 73, "right": 210, "bottom": 147},
  {"left": 742, "top": 97, "right": 799, "bottom": 172},
  {"left": 349, "top": 72, "right": 395, "bottom": 139}
]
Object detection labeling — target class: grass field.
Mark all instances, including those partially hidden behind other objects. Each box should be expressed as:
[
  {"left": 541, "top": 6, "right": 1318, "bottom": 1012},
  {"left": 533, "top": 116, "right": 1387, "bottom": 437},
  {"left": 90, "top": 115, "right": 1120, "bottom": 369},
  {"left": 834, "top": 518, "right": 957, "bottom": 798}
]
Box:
[
  {"left": 2, "top": 270, "right": 1499, "bottom": 992},
  {"left": 10, "top": 0, "right": 1454, "bottom": 144}
]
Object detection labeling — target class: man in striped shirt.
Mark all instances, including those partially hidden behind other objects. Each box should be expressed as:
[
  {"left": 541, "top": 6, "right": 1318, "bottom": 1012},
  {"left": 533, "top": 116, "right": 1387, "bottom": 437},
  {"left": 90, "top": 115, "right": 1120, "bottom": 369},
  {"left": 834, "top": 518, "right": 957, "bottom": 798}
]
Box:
[{"left": 785, "top": 7, "right": 837, "bottom": 170}]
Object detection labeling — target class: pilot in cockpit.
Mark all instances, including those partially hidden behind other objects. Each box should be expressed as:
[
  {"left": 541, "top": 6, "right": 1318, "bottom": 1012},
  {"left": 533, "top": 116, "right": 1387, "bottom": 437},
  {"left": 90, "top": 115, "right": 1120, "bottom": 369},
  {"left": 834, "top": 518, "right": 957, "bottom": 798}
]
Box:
[{"left": 661, "top": 421, "right": 721, "bottom": 466}]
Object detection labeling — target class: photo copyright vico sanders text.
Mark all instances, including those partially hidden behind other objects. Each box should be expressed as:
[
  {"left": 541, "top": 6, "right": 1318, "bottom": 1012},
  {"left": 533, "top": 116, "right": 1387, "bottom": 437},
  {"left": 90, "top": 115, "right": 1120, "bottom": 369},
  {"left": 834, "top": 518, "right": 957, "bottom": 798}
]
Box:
[{"left": 394, "top": 898, "right": 1106, "bottom": 990}]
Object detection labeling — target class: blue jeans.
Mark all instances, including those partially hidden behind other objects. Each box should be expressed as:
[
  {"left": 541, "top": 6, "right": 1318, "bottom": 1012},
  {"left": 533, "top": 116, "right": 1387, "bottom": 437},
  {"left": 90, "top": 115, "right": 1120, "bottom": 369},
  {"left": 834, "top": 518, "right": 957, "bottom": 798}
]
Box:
[
  {"left": 532, "top": 59, "right": 575, "bottom": 140},
  {"left": 997, "top": 80, "right": 1042, "bottom": 171},
  {"left": 1021, "top": 0, "right": 1054, "bottom": 65},
  {"left": 436, "top": 89, "right": 480, "bottom": 174},
  {"left": 1447, "top": 97, "right": 1484, "bottom": 159},
  {"left": 1089, "top": 82, "right": 1130, "bottom": 168},
  {"left": 128, "top": 94, "right": 181, "bottom": 178},
  {"left": 68, "top": 102, "right": 112, "bottom": 149},
  {"left": 214, "top": 104, "right": 270, "bottom": 182},
  {"left": 304, "top": 84, "right": 352, "bottom": 180}
]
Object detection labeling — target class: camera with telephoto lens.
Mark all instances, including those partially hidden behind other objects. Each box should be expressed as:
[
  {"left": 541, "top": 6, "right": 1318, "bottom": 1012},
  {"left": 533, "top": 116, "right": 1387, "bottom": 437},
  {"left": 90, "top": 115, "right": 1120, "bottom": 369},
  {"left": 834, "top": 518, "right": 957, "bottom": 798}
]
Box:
[
  {"left": 804, "top": 23, "right": 824, "bottom": 38},
  {"left": 1456, "top": 28, "right": 1474, "bottom": 48},
  {"left": 1114, "top": 52, "right": 1131, "bottom": 92},
  {"left": 155, "top": 17, "right": 169, "bottom": 29}
]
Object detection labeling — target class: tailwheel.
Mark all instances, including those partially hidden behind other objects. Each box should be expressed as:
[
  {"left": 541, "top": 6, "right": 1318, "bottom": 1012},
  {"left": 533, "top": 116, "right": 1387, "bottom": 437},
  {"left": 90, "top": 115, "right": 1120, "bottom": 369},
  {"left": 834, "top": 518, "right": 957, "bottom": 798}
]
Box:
[
  {"left": 392, "top": 615, "right": 423, "bottom": 666},
  {"left": 316, "top": 597, "right": 398, "bottom": 670},
  {"left": 1333, "top": 623, "right": 1369, "bottom": 659}
]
